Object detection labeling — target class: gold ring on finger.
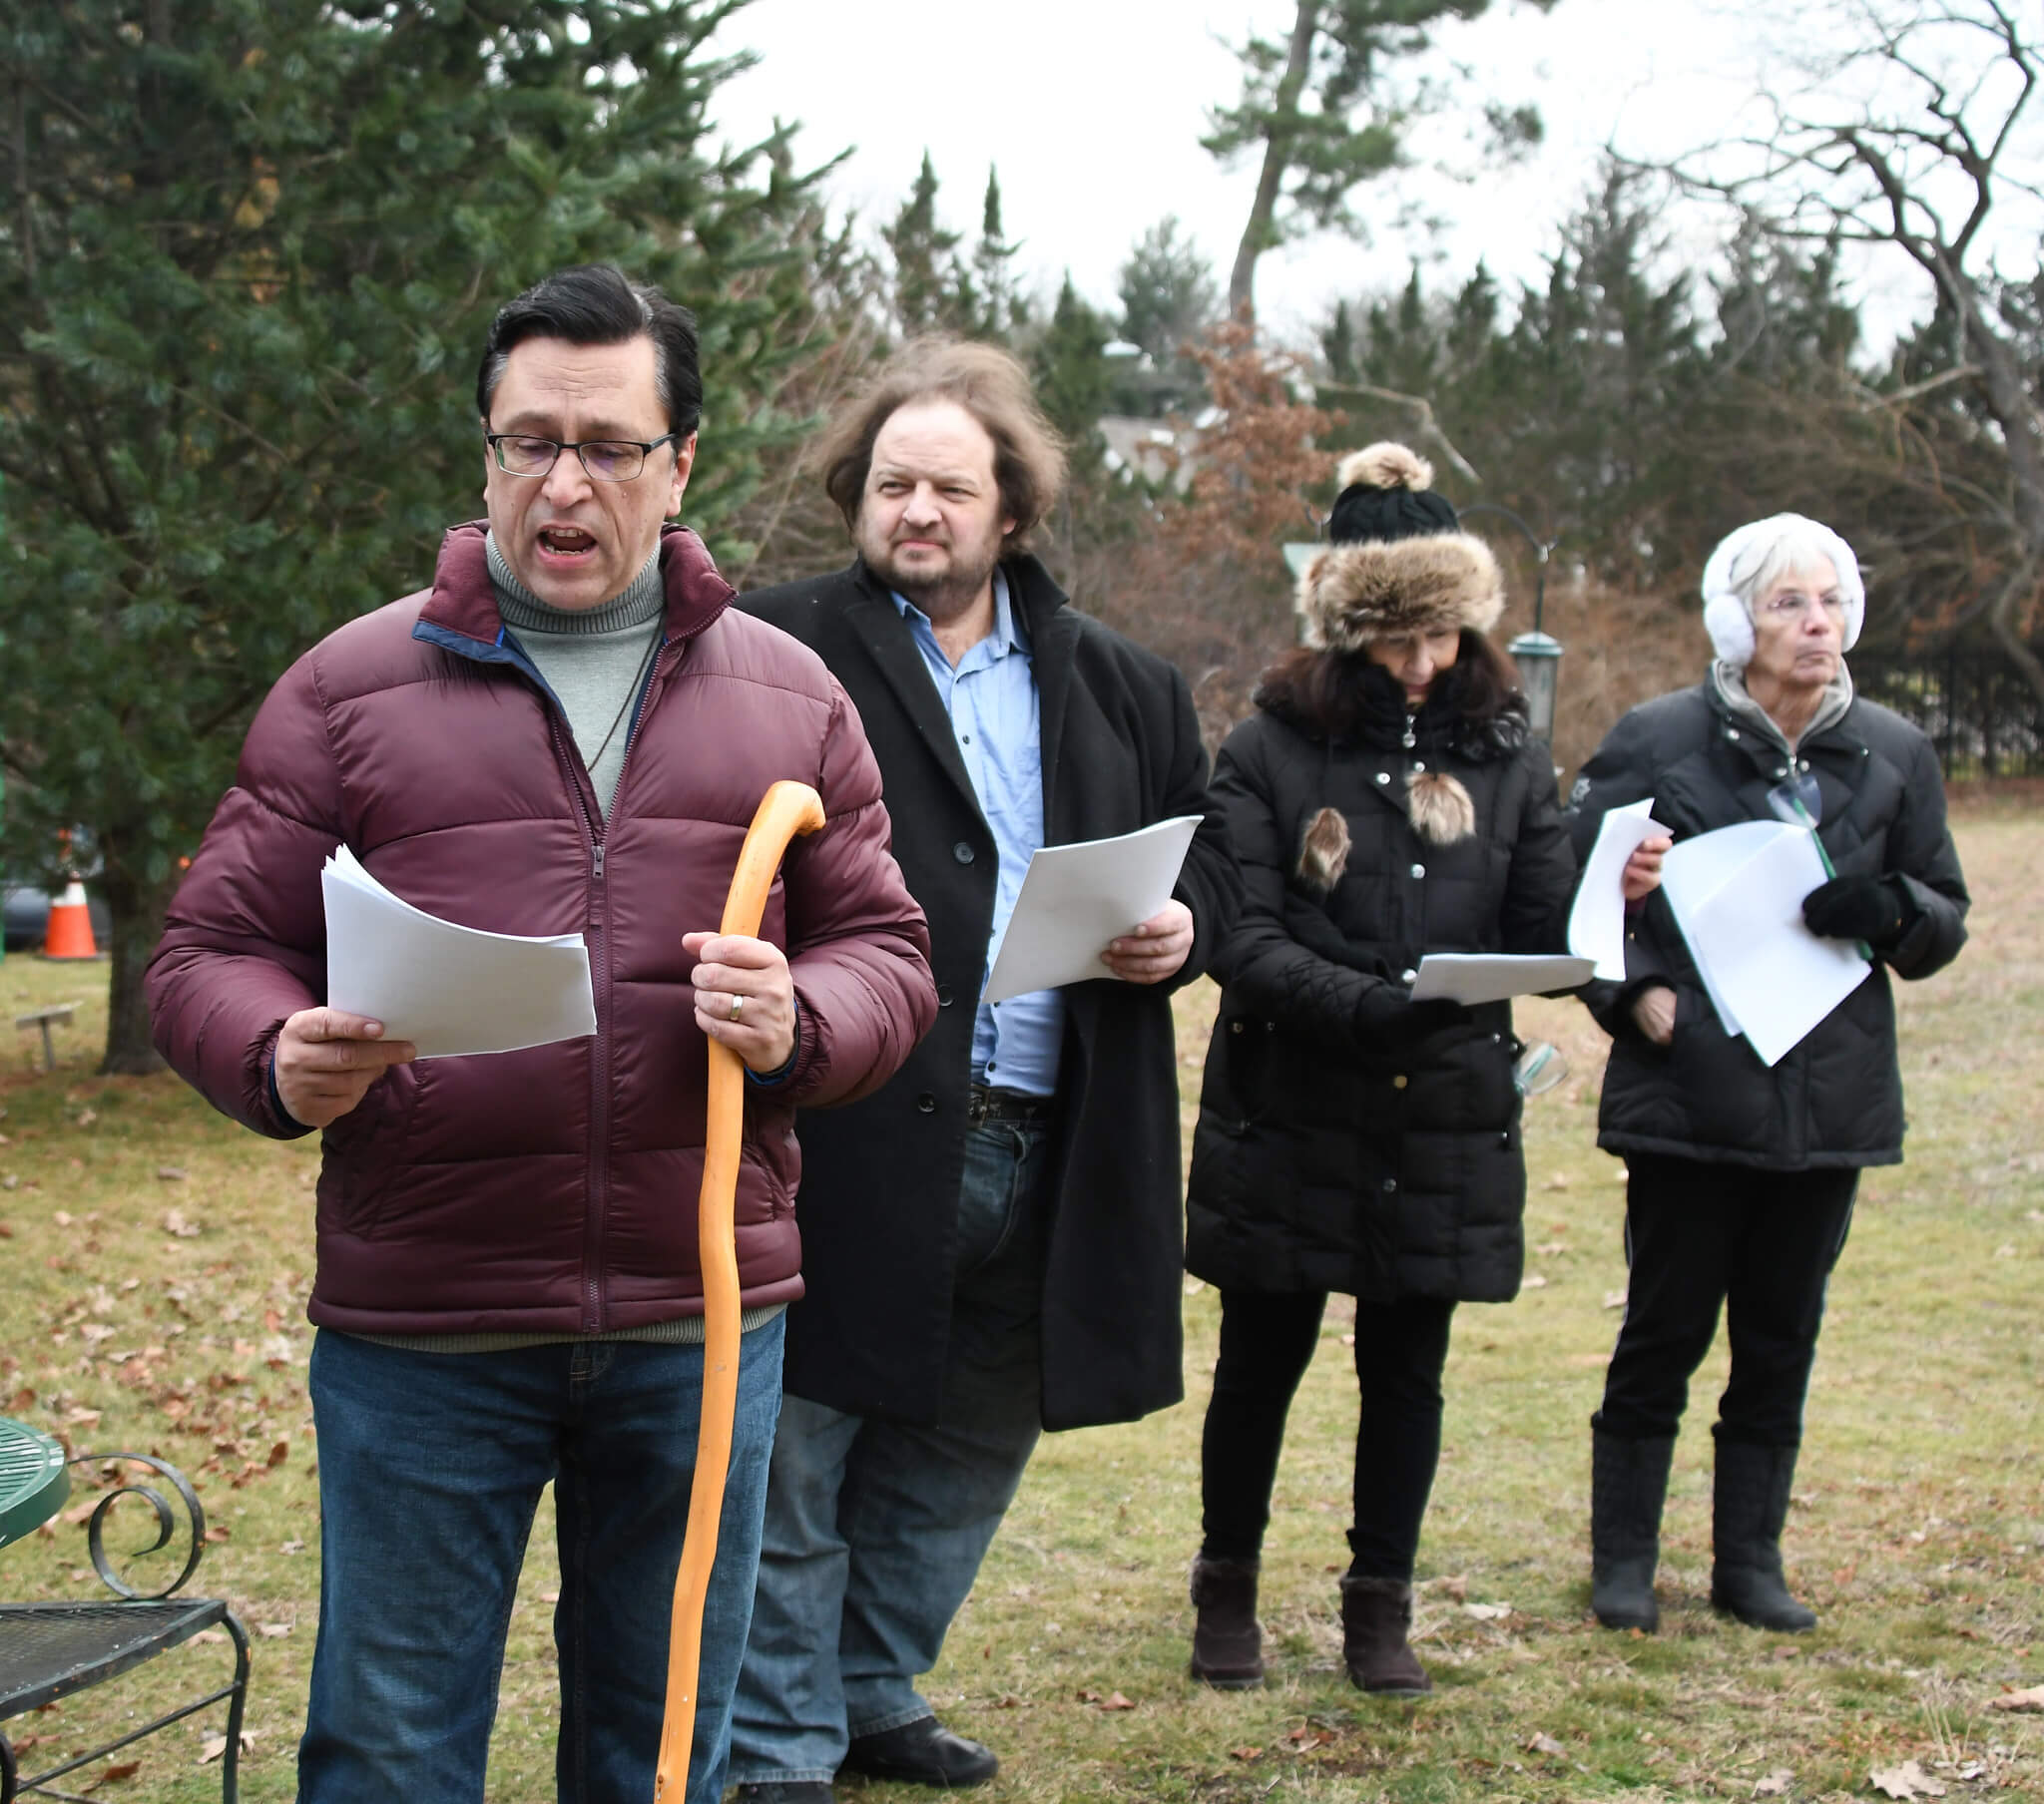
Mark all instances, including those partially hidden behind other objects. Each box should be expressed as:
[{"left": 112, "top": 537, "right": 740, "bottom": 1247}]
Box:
[{"left": 728, "top": 994, "right": 745, "bottom": 1024}]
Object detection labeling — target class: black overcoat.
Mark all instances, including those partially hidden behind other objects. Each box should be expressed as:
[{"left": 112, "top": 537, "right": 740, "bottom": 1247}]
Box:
[
  {"left": 741, "top": 555, "right": 1239, "bottom": 1430},
  {"left": 1568, "top": 677, "right": 1968, "bottom": 1168},
  {"left": 1184, "top": 692, "right": 1576, "bottom": 1303}
]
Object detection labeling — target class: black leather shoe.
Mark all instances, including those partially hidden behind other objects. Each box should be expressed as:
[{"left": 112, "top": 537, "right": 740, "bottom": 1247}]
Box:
[
  {"left": 842, "top": 1716, "right": 999, "bottom": 1788},
  {"left": 734, "top": 1786, "right": 835, "bottom": 1804}
]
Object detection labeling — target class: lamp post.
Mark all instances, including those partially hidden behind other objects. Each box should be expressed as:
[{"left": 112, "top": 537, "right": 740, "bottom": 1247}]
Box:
[{"left": 1459, "top": 502, "right": 1562, "bottom": 743}]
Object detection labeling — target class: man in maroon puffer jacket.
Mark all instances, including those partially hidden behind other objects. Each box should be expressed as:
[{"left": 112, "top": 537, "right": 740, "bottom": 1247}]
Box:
[{"left": 146, "top": 265, "right": 936, "bottom": 1804}]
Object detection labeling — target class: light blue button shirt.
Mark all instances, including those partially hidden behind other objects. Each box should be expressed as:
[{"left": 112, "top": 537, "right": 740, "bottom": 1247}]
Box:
[{"left": 891, "top": 572, "right": 1064, "bottom": 1097}]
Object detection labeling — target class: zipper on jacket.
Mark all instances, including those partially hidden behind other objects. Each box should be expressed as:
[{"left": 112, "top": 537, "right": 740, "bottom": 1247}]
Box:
[
  {"left": 548, "top": 708, "right": 614, "bottom": 1334},
  {"left": 557, "top": 636, "right": 675, "bottom": 1333}
]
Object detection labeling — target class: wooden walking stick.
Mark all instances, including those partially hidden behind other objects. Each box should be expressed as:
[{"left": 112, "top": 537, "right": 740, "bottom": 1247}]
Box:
[{"left": 655, "top": 779, "right": 827, "bottom": 1802}]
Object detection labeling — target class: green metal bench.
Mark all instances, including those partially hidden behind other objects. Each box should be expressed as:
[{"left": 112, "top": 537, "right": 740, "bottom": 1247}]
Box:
[{"left": 0, "top": 1419, "right": 250, "bottom": 1801}]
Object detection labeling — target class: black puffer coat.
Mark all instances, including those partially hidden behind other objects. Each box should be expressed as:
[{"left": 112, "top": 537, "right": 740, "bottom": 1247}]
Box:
[
  {"left": 1569, "top": 676, "right": 1968, "bottom": 1168},
  {"left": 1185, "top": 669, "right": 1577, "bottom": 1303}
]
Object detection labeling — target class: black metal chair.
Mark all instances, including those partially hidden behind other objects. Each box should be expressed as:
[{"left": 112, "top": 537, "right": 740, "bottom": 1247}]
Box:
[{"left": 0, "top": 1421, "right": 250, "bottom": 1802}]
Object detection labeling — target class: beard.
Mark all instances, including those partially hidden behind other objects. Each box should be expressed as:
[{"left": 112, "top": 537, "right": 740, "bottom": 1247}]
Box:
[{"left": 858, "top": 524, "right": 1004, "bottom": 625}]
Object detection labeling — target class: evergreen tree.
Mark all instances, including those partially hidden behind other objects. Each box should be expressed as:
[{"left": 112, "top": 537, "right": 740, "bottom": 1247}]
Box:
[
  {"left": 0, "top": 0, "right": 822, "bottom": 1071},
  {"left": 968, "top": 168, "right": 1026, "bottom": 342},
  {"left": 1205, "top": 0, "right": 1559, "bottom": 317},
  {"left": 882, "top": 151, "right": 965, "bottom": 336},
  {"left": 1031, "top": 275, "right": 1112, "bottom": 468}
]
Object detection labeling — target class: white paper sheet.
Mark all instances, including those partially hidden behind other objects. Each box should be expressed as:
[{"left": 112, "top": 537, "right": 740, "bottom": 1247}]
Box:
[
  {"left": 1659, "top": 821, "right": 1869, "bottom": 1067},
  {"left": 981, "top": 816, "right": 1204, "bottom": 1005},
  {"left": 1408, "top": 952, "right": 1595, "bottom": 1006},
  {"left": 1568, "top": 797, "right": 1670, "bottom": 982},
  {"left": 321, "top": 845, "right": 598, "bottom": 1059}
]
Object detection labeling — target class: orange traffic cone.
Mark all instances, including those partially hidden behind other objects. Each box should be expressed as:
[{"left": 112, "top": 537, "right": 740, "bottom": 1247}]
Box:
[{"left": 43, "top": 878, "right": 99, "bottom": 960}]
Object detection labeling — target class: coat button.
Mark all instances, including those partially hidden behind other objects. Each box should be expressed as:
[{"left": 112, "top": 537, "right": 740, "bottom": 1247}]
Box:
[
  {"left": 1375, "top": 771, "right": 1391, "bottom": 785},
  {"left": 1410, "top": 862, "right": 1426, "bottom": 879},
  {"left": 952, "top": 841, "right": 975, "bottom": 864},
  {"left": 1392, "top": 1075, "right": 1408, "bottom": 1090},
  {"left": 936, "top": 985, "right": 953, "bottom": 1008},
  {"left": 1230, "top": 1019, "right": 1245, "bottom": 1034},
  {"left": 1382, "top": 1177, "right": 1398, "bottom": 1193},
  {"left": 915, "top": 1093, "right": 936, "bottom": 1114},
  {"left": 1401, "top": 967, "right": 1417, "bottom": 984},
  {"left": 1412, "top": 759, "right": 1426, "bottom": 773}
]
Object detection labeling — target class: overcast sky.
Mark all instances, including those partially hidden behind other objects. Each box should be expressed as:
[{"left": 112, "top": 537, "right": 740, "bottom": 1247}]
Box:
[{"left": 702, "top": 0, "right": 1933, "bottom": 345}]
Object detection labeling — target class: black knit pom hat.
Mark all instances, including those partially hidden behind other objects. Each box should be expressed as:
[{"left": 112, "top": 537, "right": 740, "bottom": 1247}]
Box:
[{"left": 1326, "top": 443, "right": 1462, "bottom": 545}]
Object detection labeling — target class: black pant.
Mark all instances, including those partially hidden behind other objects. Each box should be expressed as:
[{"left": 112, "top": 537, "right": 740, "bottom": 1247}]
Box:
[
  {"left": 1199, "top": 1289, "right": 1456, "bottom": 1580},
  {"left": 1596, "top": 1152, "right": 1857, "bottom": 1447}
]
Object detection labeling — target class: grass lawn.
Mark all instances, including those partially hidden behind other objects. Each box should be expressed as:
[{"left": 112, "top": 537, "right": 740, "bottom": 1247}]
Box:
[{"left": 1, "top": 799, "right": 2038, "bottom": 1802}]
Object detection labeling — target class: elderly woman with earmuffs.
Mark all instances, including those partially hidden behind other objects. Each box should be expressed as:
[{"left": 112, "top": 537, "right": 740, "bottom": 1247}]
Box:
[
  {"left": 1569, "top": 513, "right": 1969, "bottom": 1640},
  {"left": 1180, "top": 445, "right": 1594, "bottom": 1698}
]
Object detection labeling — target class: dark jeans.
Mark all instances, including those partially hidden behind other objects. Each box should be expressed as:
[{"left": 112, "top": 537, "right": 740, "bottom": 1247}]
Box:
[
  {"left": 299, "top": 1319, "right": 784, "bottom": 1804},
  {"left": 1200, "top": 1289, "right": 1456, "bottom": 1580},
  {"left": 1596, "top": 1152, "right": 1858, "bottom": 1447},
  {"left": 729, "top": 1116, "right": 1052, "bottom": 1787}
]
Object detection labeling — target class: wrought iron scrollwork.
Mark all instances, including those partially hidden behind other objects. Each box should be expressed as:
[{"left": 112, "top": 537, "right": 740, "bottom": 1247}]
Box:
[{"left": 62, "top": 1451, "right": 209, "bottom": 1600}]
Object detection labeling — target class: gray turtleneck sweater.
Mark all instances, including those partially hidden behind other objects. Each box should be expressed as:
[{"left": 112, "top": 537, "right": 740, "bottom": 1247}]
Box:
[{"left": 487, "top": 533, "right": 664, "bottom": 817}]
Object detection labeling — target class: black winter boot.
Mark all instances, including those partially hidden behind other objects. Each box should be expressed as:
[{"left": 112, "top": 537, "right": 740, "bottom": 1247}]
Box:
[
  {"left": 1590, "top": 1426, "right": 1676, "bottom": 1631},
  {"left": 1339, "top": 1575, "right": 1430, "bottom": 1697},
  {"left": 1711, "top": 1439, "right": 1817, "bottom": 1632},
  {"left": 1189, "top": 1556, "right": 1265, "bottom": 1688}
]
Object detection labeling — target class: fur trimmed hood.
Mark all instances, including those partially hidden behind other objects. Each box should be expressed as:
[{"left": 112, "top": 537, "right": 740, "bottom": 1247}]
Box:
[{"left": 1294, "top": 533, "right": 1506, "bottom": 651}]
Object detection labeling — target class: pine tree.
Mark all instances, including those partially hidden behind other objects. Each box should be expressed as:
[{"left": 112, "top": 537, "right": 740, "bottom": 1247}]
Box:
[{"left": 0, "top": 0, "right": 824, "bottom": 1070}]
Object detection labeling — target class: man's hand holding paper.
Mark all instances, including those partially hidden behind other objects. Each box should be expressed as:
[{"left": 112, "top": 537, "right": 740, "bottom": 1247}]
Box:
[
  {"left": 1100, "top": 898, "right": 1195, "bottom": 986},
  {"left": 275, "top": 1008, "right": 416, "bottom": 1129}
]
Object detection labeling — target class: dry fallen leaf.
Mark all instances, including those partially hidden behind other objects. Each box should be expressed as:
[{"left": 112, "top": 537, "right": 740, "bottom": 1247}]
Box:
[
  {"left": 266, "top": 1440, "right": 289, "bottom": 1467},
  {"left": 1231, "top": 1746, "right": 1263, "bottom": 1760},
  {"left": 1753, "top": 1771, "right": 1792, "bottom": 1797},
  {"left": 1430, "top": 1573, "right": 1470, "bottom": 1601},
  {"left": 1988, "top": 1684, "right": 2044, "bottom": 1712},
  {"left": 259, "top": 1622, "right": 292, "bottom": 1638},
  {"left": 161, "top": 1209, "right": 202, "bottom": 1237},
  {"left": 1522, "top": 1273, "right": 1549, "bottom": 1289},
  {"left": 1096, "top": 1690, "right": 1136, "bottom": 1711},
  {"left": 95, "top": 1759, "right": 141, "bottom": 1783},
  {"left": 1464, "top": 1600, "right": 1512, "bottom": 1620},
  {"left": 155, "top": 1165, "right": 188, "bottom": 1181},
  {"left": 191, "top": 1629, "right": 229, "bottom": 1646},
  {"left": 1603, "top": 1288, "right": 1629, "bottom": 1310},
  {"left": 1870, "top": 1760, "right": 1947, "bottom": 1800},
  {"left": 1525, "top": 1730, "right": 1567, "bottom": 1757},
  {"left": 54, "top": 1209, "right": 74, "bottom": 1226}
]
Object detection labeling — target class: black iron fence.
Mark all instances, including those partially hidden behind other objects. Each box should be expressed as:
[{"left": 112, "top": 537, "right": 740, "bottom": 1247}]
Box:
[{"left": 1852, "top": 644, "right": 2044, "bottom": 780}]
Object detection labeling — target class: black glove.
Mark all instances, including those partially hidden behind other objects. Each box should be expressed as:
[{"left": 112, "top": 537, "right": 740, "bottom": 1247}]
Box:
[
  {"left": 1356, "top": 985, "right": 1472, "bottom": 1049},
  {"left": 1802, "top": 874, "right": 1906, "bottom": 946}
]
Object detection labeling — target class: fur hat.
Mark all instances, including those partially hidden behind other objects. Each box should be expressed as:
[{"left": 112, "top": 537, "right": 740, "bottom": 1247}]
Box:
[
  {"left": 1701, "top": 513, "right": 1865, "bottom": 667},
  {"left": 1295, "top": 443, "right": 1505, "bottom": 652}
]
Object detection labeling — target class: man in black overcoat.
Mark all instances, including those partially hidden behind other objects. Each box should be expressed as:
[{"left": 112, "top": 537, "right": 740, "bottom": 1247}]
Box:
[{"left": 725, "top": 341, "right": 1238, "bottom": 1802}]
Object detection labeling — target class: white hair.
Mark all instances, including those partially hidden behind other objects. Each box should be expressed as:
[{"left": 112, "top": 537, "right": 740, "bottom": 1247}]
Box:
[{"left": 1700, "top": 513, "right": 1865, "bottom": 667}]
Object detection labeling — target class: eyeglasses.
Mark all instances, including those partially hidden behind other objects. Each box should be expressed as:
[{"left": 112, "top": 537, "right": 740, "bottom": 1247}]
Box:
[
  {"left": 485, "top": 431, "right": 679, "bottom": 482},
  {"left": 1759, "top": 589, "right": 1846, "bottom": 620}
]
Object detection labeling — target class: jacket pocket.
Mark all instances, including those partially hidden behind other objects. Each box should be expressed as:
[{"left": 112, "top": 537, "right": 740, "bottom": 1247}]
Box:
[
  {"left": 324, "top": 1063, "right": 425, "bottom": 1239},
  {"left": 1204, "top": 1011, "right": 1277, "bottom": 1131}
]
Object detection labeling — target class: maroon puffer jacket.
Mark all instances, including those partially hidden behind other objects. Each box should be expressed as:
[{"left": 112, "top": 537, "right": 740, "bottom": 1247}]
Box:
[{"left": 148, "top": 523, "right": 935, "bottom": 1337}]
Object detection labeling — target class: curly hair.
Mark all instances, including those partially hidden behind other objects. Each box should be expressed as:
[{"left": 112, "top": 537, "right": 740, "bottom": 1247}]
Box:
[{"left": 814, "top": 338, "right": 1068, "bottom": 547}]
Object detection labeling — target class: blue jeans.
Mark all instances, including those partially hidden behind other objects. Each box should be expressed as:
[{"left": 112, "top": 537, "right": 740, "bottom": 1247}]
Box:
[
  {"left": 298, "top": 1316, "right": 784, "bottom": 1804},
  {"left": 728, "top": 1118, "right": 1050, "bottom": 1786}
]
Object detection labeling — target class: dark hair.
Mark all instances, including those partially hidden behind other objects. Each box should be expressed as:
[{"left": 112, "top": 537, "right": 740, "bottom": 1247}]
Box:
[
  {"left": 813, "top": 337, "right": 1067, "bottom": 547},
  {"left": 475, "top": 264, "right": 702, "bottom": 439},
  {"left": 1254, "top": 630, "right": 1528, "bottom": 746}
]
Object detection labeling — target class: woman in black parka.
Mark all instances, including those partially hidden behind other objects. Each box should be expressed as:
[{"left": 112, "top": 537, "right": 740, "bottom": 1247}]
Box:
[
  {"left": 1182, "top": 444, "right": 1591, "bottom": 1697},
  {"left": 1571, "top": 513, "right": 1968, "bottom": 1639}
]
